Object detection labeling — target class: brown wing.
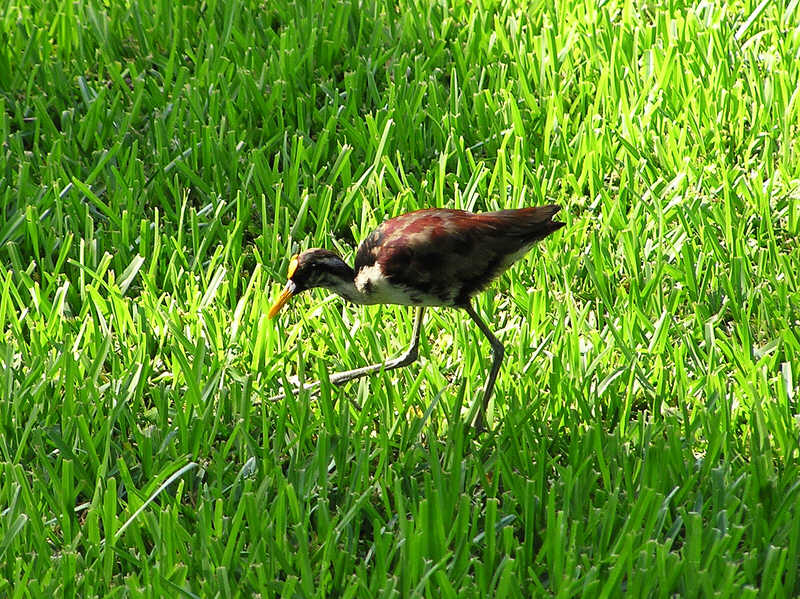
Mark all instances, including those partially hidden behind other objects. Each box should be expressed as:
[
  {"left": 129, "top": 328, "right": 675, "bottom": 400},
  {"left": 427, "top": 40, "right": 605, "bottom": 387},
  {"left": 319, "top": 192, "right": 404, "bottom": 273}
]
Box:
[{"left": 355, "top": 206, "right": 564, "bottom": 305}]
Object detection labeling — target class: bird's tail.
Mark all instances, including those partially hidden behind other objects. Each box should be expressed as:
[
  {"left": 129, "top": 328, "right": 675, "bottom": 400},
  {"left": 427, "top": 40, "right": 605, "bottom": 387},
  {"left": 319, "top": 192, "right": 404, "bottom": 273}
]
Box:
[
  {"left": 496, "top": 204, "right": 566, "bottom": 241},
  {"left": 531, "top": 204, "right": 565, "bottom": 238}
]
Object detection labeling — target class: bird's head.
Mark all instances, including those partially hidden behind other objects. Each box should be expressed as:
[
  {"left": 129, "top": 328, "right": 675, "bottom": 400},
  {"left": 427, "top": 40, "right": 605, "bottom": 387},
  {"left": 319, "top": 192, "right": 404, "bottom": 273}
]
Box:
[{"left": 268, "top": 249, "right": 353, "bottom": 318}]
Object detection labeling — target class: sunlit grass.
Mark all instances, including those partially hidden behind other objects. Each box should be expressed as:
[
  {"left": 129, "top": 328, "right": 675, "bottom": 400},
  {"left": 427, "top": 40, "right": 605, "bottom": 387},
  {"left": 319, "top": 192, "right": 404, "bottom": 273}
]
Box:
[{"left": 1, "top": 0, "right": 799, "bottom": 595}]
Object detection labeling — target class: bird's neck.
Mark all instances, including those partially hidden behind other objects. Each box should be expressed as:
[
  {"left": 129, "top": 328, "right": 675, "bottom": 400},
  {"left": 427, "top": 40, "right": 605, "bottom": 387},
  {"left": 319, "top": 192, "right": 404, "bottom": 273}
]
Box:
[
  {"left": 322, "top": 266, "right": 373, "bottom": 305},
  {"left": 327, "top": 280, "right": 358, "bottom": 303}
]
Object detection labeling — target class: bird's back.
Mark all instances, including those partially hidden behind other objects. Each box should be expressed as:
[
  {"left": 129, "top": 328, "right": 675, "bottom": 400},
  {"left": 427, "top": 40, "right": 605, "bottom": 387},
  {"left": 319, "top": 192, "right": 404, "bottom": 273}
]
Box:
[{"left": 353, "top": 206, "right": 564, "bottom": 306}]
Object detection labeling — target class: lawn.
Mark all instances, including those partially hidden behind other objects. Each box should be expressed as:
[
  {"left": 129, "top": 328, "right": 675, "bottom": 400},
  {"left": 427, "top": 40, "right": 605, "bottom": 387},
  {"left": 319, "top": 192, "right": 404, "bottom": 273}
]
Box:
[{"left": 2, "top": 0, "right": 800, "bottom": 596}]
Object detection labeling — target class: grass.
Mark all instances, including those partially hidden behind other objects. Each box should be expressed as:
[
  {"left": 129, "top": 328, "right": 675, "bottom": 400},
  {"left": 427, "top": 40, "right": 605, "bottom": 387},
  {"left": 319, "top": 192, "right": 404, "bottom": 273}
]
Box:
[{"left": 1, "top": 0, "right": 800, "bottom": 595}]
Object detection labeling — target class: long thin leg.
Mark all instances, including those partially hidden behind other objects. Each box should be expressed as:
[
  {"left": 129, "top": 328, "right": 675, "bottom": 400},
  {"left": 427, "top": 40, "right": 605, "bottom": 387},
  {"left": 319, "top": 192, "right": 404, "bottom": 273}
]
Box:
[
  {"left": 329, "top": 306, "right": 425, "bottom": 384},
  {"left": 462, "top": 301, "right": 505, "bottom": 429},
  {"left": 269, "top": 307, "right": 425, "bottom": 401}
]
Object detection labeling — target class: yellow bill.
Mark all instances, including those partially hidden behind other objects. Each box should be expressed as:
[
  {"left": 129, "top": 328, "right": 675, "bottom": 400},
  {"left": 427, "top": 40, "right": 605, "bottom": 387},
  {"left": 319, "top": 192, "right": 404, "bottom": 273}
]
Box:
[
  {"left": 269, "top": 255, "right": 300, "bottom": 319},
  {"left": 268, "top": 281, "right": 296, "bottom": 319}
]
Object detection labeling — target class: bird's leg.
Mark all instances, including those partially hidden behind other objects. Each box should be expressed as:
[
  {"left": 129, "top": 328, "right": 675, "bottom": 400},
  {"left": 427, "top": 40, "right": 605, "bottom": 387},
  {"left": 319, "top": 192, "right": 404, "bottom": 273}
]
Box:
[
  {"left": 329, "top": 306, "right": 425, "bottom": 385},
  {"left": 462, "top": 301, "right": 505, "bottom": 430},
  {"left": 269, "top": 307, "right": 425, "bottom": 401}
]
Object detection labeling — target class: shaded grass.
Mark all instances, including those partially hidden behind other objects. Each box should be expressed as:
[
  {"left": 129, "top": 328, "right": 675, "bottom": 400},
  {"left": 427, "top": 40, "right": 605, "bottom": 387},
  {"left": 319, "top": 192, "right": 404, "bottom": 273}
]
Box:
[{"left": 1, "top": 0, "right": 800, "bottom": 596}]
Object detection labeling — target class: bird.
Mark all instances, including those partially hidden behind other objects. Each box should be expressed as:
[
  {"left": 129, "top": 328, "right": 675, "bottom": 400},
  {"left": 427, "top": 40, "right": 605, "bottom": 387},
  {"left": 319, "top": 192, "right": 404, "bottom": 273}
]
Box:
[{"left": 268, "top": 205, "right": 565, "bottom": 429}]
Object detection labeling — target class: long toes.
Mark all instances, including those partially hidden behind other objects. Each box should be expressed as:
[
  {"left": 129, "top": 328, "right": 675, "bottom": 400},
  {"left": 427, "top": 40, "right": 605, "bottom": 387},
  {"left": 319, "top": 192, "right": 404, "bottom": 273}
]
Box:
[{"left": 470, "top": 415, "right": 490, "bottom": 436}]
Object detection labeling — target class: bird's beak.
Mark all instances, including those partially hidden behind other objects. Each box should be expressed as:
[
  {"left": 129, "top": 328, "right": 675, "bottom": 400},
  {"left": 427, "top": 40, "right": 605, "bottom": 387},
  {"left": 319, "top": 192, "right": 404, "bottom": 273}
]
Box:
[{"left": 268, "top": 280, "right": 296, "bottom": 319}]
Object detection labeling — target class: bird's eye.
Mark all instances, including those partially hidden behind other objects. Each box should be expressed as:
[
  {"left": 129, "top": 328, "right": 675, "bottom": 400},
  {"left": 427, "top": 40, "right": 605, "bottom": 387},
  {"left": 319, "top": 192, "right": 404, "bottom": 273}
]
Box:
[{"left": 287, "top": 254, "right": 299, "bottom": 278}]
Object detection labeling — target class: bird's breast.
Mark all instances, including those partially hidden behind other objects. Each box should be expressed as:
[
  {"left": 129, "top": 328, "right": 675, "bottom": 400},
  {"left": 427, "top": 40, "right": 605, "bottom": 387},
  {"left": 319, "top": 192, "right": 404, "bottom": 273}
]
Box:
[{"left": 354, "top": 262, "right": 452, "bottom": 307}]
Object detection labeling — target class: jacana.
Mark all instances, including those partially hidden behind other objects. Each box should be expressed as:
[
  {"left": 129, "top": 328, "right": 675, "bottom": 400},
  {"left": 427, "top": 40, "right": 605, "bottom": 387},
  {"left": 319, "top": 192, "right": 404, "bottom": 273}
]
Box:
[{"left": 269, "top": 205, "right": 565, "bottom": 429}]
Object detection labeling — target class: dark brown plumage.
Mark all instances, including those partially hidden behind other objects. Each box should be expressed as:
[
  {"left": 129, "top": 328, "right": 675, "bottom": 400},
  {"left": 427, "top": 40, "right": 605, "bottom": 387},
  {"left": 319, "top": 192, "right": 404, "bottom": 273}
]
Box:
[
  {"left": 354, "top": 206, "right": 564, "bottom": 306},
  {"left": 269, "top": 205, "right": 565, "bottom": 428}
]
